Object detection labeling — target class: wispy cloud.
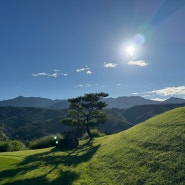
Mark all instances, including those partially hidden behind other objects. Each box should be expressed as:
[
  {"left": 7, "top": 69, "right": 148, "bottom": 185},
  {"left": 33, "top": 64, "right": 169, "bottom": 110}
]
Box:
[
  {"left": 104, "top": 62, "right": 118, "bottom": 68},
  {"left": 32, "top": 72, "right": 48, "bottom": 77},
  {"left": 147, "top": 86, "right": 185, "bottom": 96},
  {"left": 128, "top": 60, "right": 148, "bottom": 67},
  {"left": 76, "top": 66, "right": 93, "bottom": 75},
  {"left": 131, "top": 92, "right": 139, "bottom": 95},
  {"left": 32, "top": 70, "right": 68, "bottom": 78},
  {"left": 61, "top": 73, "right": 68, "bottom": 76},
  {"left": 76, "top": 68, "right": 86, "bottom": 72},
  {"left": 151, "top": 98, "right": 166, "bottom": 102},
  {"left": 78, "top": 83, "right": 92, "bottom": 87}
]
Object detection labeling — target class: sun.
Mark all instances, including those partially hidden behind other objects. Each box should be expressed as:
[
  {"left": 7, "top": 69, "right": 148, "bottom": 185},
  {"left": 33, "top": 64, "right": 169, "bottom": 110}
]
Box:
[{"left": 126, "top": 45, "right": 135, "bottom": 56}]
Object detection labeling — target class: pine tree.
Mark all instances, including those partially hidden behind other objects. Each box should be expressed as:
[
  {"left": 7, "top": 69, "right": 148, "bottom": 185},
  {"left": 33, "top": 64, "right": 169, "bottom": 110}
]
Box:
[{"left": 62, "top": 92, "right": 109, "bottom": 139}]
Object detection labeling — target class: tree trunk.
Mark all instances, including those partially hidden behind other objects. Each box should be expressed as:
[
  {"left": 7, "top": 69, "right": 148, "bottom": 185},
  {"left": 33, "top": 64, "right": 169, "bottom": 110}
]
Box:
[{"left": 86, "top": 125, "right": 92, "bottom": 139}]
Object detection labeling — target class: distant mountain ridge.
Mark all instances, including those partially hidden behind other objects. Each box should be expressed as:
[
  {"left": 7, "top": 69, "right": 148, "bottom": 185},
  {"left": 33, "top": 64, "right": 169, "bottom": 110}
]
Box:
[
  {"left": 163, "top": 97, "right": 185, "bottom": 104},
  {"left": 105, "top": 96, "right": 158, "bottom": 109},
  {"left": 0, "top": 96, "right": 185, "bottom": 109},
  {"left": 0, "top": 96, "right": 63, "bottom": 108}
]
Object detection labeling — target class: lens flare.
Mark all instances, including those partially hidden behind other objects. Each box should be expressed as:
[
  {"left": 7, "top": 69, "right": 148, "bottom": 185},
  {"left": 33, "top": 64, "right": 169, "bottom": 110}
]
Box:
[{"left": 134, "top": 33, "right": 145, "bottom": 46}]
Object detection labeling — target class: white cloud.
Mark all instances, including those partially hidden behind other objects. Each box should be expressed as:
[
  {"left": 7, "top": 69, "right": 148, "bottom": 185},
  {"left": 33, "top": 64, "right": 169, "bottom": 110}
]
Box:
[
  {"left": 32, "top": 72, "right": 48, "bottom": 77},
  {"left": 61, "top": 73, "right": 68, "bottom": 76},
  {"left": 104, "top": 62, "right": 118, "bottom": 68},
  {"left": 131, "top": 92, "right": 139, "bottom": 95},
  {"left": 76, "top": 68, "right": 86, "bottom": 72},
  {"left": 78, "top": 83, "right": 92, "bottom": 87},
  {"left": 32, "top": 70, "right": 68, "bottom": 78},
  {"left": 151, "top": 98, "right": 166, "bottom": 102},
  {"left": 76, "top": 66, "right": 93, "bottom": 75},
  {"left": 51, "top": 71, "right": 59, "bottom": 77},
  {"left": 86, "top": 70, "right": 93, "bottom": 75},
  {"left": 53, "top": 69, "right": 60, "bottom": 72},
  {"left": 128, "top": 60, "right": 148, "bottom": 67},
  {"left": 148, "top": 86, "right": 185, "bottom": 96},
  {"left": 86, "top": 83, "right": 92, "bottom": 87}
]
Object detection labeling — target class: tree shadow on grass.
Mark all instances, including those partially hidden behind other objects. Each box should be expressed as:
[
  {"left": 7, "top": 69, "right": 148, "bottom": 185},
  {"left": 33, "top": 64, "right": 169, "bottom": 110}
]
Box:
[
  {"left": 3, "top": 170, "right": 78, "bottom": 185},
  {"left": 0, "top": 142, "right": 100, "bottom": 185}
]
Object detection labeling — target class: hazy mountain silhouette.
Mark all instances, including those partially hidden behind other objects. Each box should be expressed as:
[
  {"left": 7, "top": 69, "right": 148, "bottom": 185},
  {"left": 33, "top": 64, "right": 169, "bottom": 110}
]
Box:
[
  {"left": 0, "top": 96, "right": 63, "bottom": 108},
  {"left": 0, "top": 96, "right": 185, "bottom": 109}
]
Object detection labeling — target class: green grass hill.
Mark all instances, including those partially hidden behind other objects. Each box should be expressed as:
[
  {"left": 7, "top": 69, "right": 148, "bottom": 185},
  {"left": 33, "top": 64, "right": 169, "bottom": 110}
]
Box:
[{"left": 0, "top": 106, "right": 185, "bottom": 185}]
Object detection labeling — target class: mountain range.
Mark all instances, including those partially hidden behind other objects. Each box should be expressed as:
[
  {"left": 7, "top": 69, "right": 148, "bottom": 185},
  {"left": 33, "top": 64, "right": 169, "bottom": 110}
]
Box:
[
  {"left": 1, "top": 95, "right": 185, "bottom": 141},
  {"left": 1, "top": 101, "right": 185, "bottom": 140},
  {"left": 1, "top": 96, "right": 185, "bottom": 109}
]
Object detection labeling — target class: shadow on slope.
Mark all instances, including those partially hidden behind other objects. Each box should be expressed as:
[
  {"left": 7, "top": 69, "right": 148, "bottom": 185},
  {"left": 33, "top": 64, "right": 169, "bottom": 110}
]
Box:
[{"left": 0, "top": 141, "right": 100, "bottom": 185}]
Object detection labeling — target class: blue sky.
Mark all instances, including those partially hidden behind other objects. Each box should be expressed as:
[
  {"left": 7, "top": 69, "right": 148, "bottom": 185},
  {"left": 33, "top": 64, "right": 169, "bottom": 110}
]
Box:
[{"left": 1, "top": 0, "right": 185, "bottom": 100}]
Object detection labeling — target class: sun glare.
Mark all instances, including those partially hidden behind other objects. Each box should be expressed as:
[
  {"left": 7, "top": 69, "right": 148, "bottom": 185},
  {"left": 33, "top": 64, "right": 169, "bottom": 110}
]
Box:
[{"left": 126, "top": 45, "right": 135, "bottom": 56}]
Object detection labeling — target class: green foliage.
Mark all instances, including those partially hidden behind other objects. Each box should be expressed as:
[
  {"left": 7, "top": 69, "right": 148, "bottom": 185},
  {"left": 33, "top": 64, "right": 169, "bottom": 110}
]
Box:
[
  {"left": 88, "top": 129, "right": 106, "bottom": 138},
  {"left": 62, "top": 92, "right": 109, "bottom": 139},
  {"left": 0, "top": 124, "right": 3, "bottom": 140},
  {"left": 0, "top": 124, "right": 7, "bottom": 141},
  {"left": 122, "top": 103, "right": 185, "bottom": 124},
  {"left": 100, "top": 109, "right": 134, "bottom": 134},
  {"left": 29, "top": 134, "right": 63, "bottom": 149},
  {"left": 0, "top": 140, "right": 26, "bottom": 152},
  {"left": 0, "top": 106, "right": 67, "bottom": 140},
  {"left": 82, "top": 129, "right": 106, "bottom": 140}
]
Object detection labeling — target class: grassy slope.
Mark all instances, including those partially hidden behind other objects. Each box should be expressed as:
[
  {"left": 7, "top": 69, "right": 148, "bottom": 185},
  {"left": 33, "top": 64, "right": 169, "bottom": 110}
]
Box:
[{"left": 0, "top": 107, "right": 185, "bottom": 185}]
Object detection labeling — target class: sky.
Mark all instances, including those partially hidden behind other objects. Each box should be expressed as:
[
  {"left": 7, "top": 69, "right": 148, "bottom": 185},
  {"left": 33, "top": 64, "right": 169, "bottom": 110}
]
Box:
[{"left": 1, "top": 0, "right": 185, "bottom": 101}]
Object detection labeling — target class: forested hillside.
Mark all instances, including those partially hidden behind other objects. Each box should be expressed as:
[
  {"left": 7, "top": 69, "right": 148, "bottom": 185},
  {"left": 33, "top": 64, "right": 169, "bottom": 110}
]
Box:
[
  {"left": 1, "top": 102, "right": 185, "bottom": 140},
  {"left": 0, "top": 107, "right": 67, "bottom": 140}
]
